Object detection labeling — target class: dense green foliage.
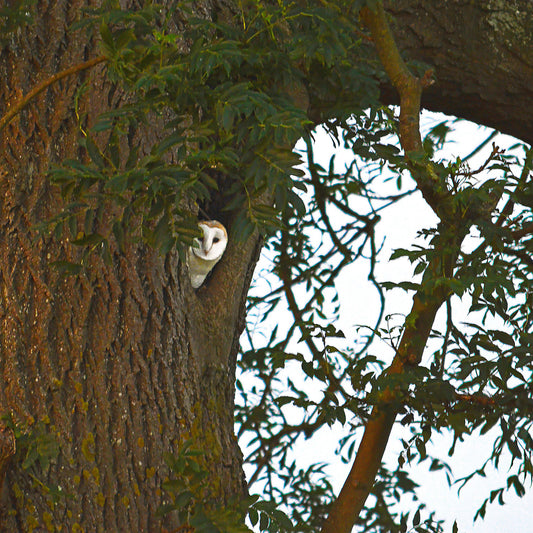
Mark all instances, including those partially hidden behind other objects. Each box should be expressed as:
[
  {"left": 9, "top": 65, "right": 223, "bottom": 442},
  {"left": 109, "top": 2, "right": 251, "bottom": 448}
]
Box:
[
  {"left": 236, "top": 117, "right": 532, "bottom": 531},
  {"left": 0, "top": 0, "right": 35, "bottom": 44},
  {"left": 43, "top": 0, "right": 379, "bottom": 267},
  {"left": 3, "top": 0, "right": 533, "bottom": 531}
]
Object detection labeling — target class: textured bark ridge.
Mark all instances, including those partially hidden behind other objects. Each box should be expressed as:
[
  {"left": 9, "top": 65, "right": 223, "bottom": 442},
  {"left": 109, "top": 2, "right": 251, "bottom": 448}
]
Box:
[
  {"left": 385, "top": 0, "right": 533, "bottom": 145},
  {"left": 1, "top": 0, "right": 532, "bottom": 530},
  {"left": 0, "top": 1, "right": 252, "bottom": 530}
]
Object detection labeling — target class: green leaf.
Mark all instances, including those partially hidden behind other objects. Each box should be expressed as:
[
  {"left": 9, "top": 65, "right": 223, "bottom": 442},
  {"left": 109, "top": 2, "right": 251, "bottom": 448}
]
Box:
[
  {"left": 413, "top": 261, "right": 426, "bottom": 276},
  {"left": 156, "top": 503, "right": 177, "bottom": 517},
  {"left": 71, "top": 233, "right": 105, "bottom": 247},
  {"left": 50, "top": 261, "right": 83, "bottom": 275},
  {"left": 85, "top": 136, "right": 105, "bottom": 169},
  {"left": 492, "top": 330, "right": 515, "bottom": 346},
  {"left": 100, "top": 21, "right": 114, "bottom": 52},
  {"left": 287, "top": 189, "right": 306, "bottom": 216}
]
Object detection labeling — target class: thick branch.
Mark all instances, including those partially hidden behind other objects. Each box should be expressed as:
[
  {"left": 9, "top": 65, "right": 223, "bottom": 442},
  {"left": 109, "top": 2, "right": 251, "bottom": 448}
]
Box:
[
  {"left": 321, "top": 288, "right": 443, "bottom": 533},
  {"left": 383, "top": 0, "right": 533, "bottom": 146}
]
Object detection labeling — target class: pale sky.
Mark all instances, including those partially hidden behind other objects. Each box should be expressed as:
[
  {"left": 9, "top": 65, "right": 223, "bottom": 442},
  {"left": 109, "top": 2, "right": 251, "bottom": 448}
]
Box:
[{"left": 240, "top": 113, "right": 533, "bottom": 532}]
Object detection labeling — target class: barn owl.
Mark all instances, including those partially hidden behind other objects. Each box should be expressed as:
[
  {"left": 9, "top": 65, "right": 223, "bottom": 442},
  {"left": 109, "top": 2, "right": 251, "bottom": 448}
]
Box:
[{"left": 187, "top": 221, "right": 228, "bottom": 288}]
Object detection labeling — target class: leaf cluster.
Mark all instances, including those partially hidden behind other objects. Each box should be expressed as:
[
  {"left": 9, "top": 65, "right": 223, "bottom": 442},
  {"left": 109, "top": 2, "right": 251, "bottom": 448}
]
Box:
[
  {"left": 238, "top": 104, "right": 533, "bottom": 529},
  {"left": 2, "top": 415, "right": 59, "bottom": 474},
  {"left": 158, "top": 440, "right": 292, "bottom": 533},
  {"left": 0, "top": 0, "right": 35, "bottom": 45},
  {"left": 43, "top": 0, "right": 382, "bottom": 267},
  {"left": 1, "top": 414, "right": 64, "bottom": 505}
]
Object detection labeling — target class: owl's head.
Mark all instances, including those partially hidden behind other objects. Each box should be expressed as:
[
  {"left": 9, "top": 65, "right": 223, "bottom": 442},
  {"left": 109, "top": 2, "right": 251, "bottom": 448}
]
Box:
[{"left": 191, "top": 220, "right": 228, "bottom": 261}]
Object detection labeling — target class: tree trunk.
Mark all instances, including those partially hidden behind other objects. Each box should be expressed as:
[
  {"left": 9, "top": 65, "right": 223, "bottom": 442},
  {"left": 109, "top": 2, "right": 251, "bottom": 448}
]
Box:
[
  {"left": 0, "top": 1, "right": 255, "bottom": 530},
  {"left": 1, "top": 0, "right": 532, "bottom": 530},
  {"left": 384, "top": 0, "right": 533, "bottom": 145}
]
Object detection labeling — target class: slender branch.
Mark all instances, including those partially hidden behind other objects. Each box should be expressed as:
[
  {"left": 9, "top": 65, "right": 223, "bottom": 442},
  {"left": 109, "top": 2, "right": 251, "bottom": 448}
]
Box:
[
  {"left": 462, "top": 130, "right": 499, "bottom": 163},
  {"left": 360, "top": 4, "right": 423, "bottom": 153},
  {"left": 246, "top": 419, "right": 323, "bottom": 486},
  {"left": 321, "top": 4, "right": 470, "bottom": 532},
  {"left": 263, "top": 222, "right": 368, "bottom": 300},
  {"left": 305, "top": 135, "right": 354, "bottom": 260},
  {"left": 359, "top": 3, "right": 450, "bottom": 218},
  {"left": 438, "top": 298, "right": 453, "bottom": 378},
  {"left": 279, "top": 226, "right": 323, "bottom": 361},
  {"left": 0, "top": 55, "right": 107, "bottom": 135},
  {"left": 454, "top": 143, "right": 503, "bottom": 178},
  {"left": 455, "top": 147, "right": 533, "bottom": 274}
]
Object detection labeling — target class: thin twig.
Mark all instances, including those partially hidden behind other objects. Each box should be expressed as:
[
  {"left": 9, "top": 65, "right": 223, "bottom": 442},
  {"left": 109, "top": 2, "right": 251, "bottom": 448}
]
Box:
[
  {"left": 438, "top": 298, "right": 453, "bottom": 378},
  {"left": 0, "top": 55, "right": 107, "bottom": 135}
]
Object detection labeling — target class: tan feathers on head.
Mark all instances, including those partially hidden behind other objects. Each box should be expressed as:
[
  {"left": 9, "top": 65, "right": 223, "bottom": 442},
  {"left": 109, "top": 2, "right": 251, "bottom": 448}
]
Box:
[{"left": 186, "top": 220, "right": 228, "bottom": 288}]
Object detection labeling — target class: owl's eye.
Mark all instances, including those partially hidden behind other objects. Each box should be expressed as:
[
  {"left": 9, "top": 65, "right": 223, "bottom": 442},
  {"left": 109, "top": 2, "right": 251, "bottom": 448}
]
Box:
[{"left": 213, "top": 237, "right": 220, "bottom": 243}]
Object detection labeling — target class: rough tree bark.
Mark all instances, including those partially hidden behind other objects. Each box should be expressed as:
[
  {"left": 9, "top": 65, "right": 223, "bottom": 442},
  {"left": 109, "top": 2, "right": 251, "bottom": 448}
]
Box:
[
  {"left": 0, "top": 0, "right": 532, "bottom": 531},
  {"left": 385, "top": 0, "right": 533, "bottom": 145},
  {"left": 0, "top": 1, "right": 254, "bottom": 530}
]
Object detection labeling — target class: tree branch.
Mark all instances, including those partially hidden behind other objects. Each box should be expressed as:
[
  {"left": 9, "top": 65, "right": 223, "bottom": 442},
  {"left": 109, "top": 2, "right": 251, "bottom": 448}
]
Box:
[
  {"left": 359, "top": 3, "right": 451, "bottom": 219},
  {"left": 0, "top": 55, "right": 107, "bottom": 135},
  {"left": 321, "top": 282, "right": 446, "bottom": 533},
  {"left": 321, "top": 4, "right": 471, "bottom": 531},
  {"left": 360, "top": 4, "right": 423, "bottom": 153}
]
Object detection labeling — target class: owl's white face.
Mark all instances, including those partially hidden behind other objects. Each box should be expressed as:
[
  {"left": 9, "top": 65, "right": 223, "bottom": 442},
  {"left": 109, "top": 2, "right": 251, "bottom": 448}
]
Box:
[
  {"left": 191, "top": 221, "right": 228, "bottom": 261},
  {"left": 187, "top": 220, "right": 228, "bottom": 288}
]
